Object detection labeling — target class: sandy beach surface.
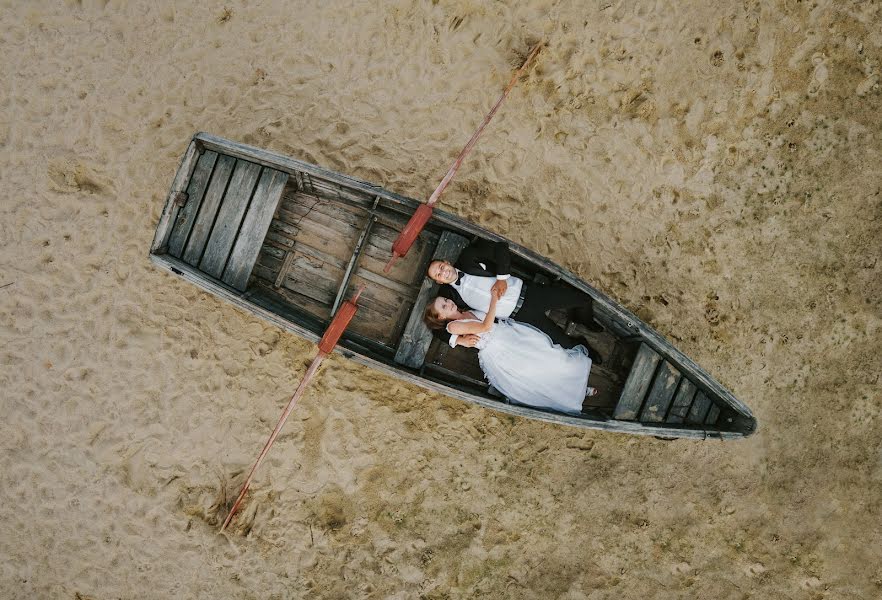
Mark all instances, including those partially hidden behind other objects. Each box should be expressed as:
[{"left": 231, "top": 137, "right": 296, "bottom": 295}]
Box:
[{"left": 2, "top": 1, "right": 881, "bottom": 598}]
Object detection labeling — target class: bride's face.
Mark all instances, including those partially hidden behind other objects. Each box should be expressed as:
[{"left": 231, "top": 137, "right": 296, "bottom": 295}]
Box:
[{"left": 432, "top": 297, "right": 459, "bottom": 319}]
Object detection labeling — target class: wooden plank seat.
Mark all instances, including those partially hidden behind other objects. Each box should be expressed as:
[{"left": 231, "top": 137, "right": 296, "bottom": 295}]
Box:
[
  {"left": 394, "top": 230, "right": 470, "bottom": 368},
  {"left": 166, "top": 150, "right": 218, "bottom": 257},
  {"left": 180, "top": 155, "right": 237, "bottom": 266},
  {"left": 666, "top": 379, "right": 697, "bottom": 423},
  {"left": 613, "top": 343, "right": 661, "bottom": 420},
  {"left": 163, "top": 151, "right": 288, "bottom": 291},
  {"left": 223, "top": 168, "right": 290, "bottom": 290},
  {"left": 639, "top": 360, "right": 681, "bottom": 423},
  {"left": 686, "top": 391, "right": 713, "bottom": 424},
  {"left": 613, "top": 343, "right": 726, "bottom": 428},
  {"left": 705, "top": 403, "right": 721, "bottom": 425}
]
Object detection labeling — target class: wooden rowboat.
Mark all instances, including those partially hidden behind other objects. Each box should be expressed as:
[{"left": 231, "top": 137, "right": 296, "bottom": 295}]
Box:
[{"left": 149, "top": 133, "right": 757, "bottom": 440}]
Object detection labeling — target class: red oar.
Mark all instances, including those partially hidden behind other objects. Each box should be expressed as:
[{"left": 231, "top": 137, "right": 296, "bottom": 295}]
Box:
[
  {"left": 220, "top": 285, "right": 365, "bottom": 532},
  {"left": 384, "top": 42, "right": 543, "bottom": 273}
]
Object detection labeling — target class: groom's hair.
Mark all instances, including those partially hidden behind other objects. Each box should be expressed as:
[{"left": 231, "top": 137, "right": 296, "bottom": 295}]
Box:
[
  {"left": 423, "top": 303, "right": 446, "bottom": 330},
  {"left": 427, "top": 260, "right": 444, "bottom": 279}
]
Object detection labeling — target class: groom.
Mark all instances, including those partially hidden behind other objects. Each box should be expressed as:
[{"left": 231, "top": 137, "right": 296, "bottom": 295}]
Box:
[{"left": 427, "top": 239, "right": 603, "bottom": 362}]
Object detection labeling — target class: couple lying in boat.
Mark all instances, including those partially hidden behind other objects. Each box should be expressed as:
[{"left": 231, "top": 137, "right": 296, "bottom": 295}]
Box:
[{"left": 422, "top": 240, "right": 603, "bottom": 414}]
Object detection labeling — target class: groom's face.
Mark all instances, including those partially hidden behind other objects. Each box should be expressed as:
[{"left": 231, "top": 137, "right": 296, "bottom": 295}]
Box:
[{"left": 428, "top": 260, "right": 457, "bottom": 284}]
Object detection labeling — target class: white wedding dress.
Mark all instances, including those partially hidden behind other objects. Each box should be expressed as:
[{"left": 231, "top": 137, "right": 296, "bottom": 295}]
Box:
[{"left": 448, "top": 318, "right": 592, "bottom": 414}]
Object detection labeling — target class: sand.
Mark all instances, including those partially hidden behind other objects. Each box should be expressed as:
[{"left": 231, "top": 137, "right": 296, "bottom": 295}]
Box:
[{"left": 1, "top": 1, "right": 880, "bottom": 598}]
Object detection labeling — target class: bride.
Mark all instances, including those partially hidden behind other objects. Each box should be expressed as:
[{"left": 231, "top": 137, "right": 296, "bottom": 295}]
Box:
[{"left": 424, "top": 288, "right": 596, "bottom": 415}]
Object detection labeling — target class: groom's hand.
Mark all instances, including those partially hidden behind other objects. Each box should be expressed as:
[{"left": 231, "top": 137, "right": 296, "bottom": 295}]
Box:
[
  {"left": 458, "top": 334, "right": 480, "bottom": 348},
  {"left": 491, "top": 279, "right": 508, "bottom": 298}
]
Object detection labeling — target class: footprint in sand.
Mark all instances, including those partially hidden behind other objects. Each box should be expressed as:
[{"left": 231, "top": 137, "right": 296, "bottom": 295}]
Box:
[
  {"left": 47, "top": 155, "right": 112, "bottom": 195},
  {"left": 670, "top": 562, "right": 692, "bottom": 575},
  {"left": 807, "top": 53, "right": 828, "bottom": 97}
]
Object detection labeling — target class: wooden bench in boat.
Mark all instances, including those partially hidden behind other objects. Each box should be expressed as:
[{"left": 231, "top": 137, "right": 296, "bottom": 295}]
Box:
[
  {"left": 158, "top": 145, "right": 438, "bottom": 349},
  {"left": 163, "top": 150, "right": 289, "bottom": 292},
  {"left": 613, "top": 342, "right": 724, "bottom": 427}
]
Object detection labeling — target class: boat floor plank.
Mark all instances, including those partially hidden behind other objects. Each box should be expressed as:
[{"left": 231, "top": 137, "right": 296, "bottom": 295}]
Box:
[
  {"left": 199, "top": 160, "right": 262, "bottom": 278},
  {"left": 265, "top": 234, "right": 418, "bottom": 298},
  {"left": 222, "top": 167, "right": 289, "bottom": 290},
  {"left": 259, "top": 193, "right": 436, "bottom": 350},
  {"left": 667, "top": 379, "right": 697, "bottom": 423},
  {"left": 640, "top": 361, "right": 681, "bottom": 423},
  {"left": 252, "top": 262, "right": 401, "bottom": 344},
  {"left": 273, "top": 207, "right": 431, "bottom": 287},
  {"left": 281, "top": 191, "right": 366, "bottom": 227},
  {"left": 280, "top": 193, "right": 400, "bottom": 244},
  {"left": 424, "top": 339, "right": 485, "bottom": 382},
  {"left": 274, "top": 251, "right": 296, "bottom": 288},
  {"left": 277, "top": 200, "right": 363, "bottom": 239},
  {"left": 355, "top": 266, "right": 418, "bottom": 298},
  {"left": 182, "top": 154, "right": 236, "bottom": 266},
  {"left": 251, "top": 267, "right": 332, "bottom": 321},
  {"left": 705, "top": 403, "right": 721, "bottom": 425},
  {"left": 280, "top": 194, "right": 437, "bottom": 275},
  {"left": 254, "top": 246, "right": 410, "bottom": 345},
  {"left": 270, "top": 215, "right": 356, "bottom": 260},
  {"left": 349, "top": 272, "right": 411, "bottom": 318},
  {"left": 286, "top": 237, "right": 418, "bottom": 298},
  {"left": 686, "top": 391, "right": 712, "bottom": 424},
  {"left": 613, "top": 343, "right": 661, "bottom": 420},
  {"left": 167, "top": 150, "right": 218, "bottom": 258},
  {"left": 257, "top": 238, "right": 415, "bottom": 314},
  {"left": 283, "top": 191, "right": 413, "bottom": 238},
  {"left": 348, "top": 307, "right": 406, "bottom": 344}
]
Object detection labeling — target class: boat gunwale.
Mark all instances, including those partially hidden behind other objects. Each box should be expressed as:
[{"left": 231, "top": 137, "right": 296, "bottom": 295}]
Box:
[{"left": 150, "top": 132, "right": 755, "bottom": 437}]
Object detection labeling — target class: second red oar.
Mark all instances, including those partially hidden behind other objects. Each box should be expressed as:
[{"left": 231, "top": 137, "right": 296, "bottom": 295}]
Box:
[
  {"left": 220, "top": 286, "right": 365, "bottom": 532},
  {"left": 384, "top": 42, "right": 543, "bottom": 273}
]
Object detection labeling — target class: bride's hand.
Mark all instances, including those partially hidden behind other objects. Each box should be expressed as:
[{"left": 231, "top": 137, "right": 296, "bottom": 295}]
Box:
[
  {"left": 481, "top": 286, "right": 500, "bottom": 331},
  {"left": 458, "top": 334, "right": 480, "bottom": 348}
]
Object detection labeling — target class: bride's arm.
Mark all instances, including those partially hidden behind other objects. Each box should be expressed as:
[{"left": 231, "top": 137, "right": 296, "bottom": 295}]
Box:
[{"left": 447, "top": 291, "right": 498, "bottom": 335}]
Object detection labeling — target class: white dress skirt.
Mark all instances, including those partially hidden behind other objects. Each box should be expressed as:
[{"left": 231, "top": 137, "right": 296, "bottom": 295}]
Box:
[{"left": 449, "top": 319, "right": 592, "bottom": 414}]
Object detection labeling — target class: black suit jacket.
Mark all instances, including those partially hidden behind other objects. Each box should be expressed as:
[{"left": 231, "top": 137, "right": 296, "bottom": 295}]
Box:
[
  {"left": 456, "top": 239, "right": 511, "bottom": 278},
  {"left": 434, "top": 239, "right": 514, "bottom": 345}
]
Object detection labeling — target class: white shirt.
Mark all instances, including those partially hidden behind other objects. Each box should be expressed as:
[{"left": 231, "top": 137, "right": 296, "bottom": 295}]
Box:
[{"left": 448, "top": 267, "right": 524, "bottom": 348}]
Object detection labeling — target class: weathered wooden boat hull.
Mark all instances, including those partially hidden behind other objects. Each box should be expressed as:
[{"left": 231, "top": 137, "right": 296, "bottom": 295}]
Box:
[{"left": 149, "top": 133, "right": 757, "bottom": 440}]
